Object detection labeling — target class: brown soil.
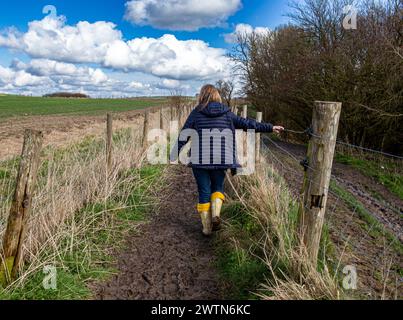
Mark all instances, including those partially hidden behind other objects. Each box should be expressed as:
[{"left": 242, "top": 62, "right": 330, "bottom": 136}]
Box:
[
  {"left": 0, "top": 107, "right": 165, "bottom": 161},
  {"left": 263, "top": 138, "right": 402, "bottom": 299},
  {"left": 92, "top": 165, "right": 223, "bottom": 300}
]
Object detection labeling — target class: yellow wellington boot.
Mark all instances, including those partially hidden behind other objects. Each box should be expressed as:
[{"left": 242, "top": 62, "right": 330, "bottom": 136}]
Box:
[
  {"left": 211, "top": 192, "right": 225, "bottom": 231},
  {"left": 197, "top": 203, "right": 212, "bottom": 236}
]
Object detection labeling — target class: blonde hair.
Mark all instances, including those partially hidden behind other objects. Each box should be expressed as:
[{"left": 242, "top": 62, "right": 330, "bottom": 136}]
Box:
[{"left": 198, "top": 84, "right": 222, "bottom": 109}]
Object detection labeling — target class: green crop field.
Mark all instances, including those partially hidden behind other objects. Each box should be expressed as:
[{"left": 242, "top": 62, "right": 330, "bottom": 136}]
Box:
[{"left": 0, "top": 95, "right": 168, "bottom": 120}]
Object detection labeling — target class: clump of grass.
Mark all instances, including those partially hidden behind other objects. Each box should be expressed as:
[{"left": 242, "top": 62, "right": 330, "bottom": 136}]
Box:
[
  {"left": 0, "top": 165, "right": 164, "bottom": 300},
  {"left": 215, "top": 202, "right": 267, "bottom": 299},
  {"left": 0, "top": 169, "right": 10, "bottom": 180},
  {"left": 219, "top": 162, "right": 341, "bottom": 300}
]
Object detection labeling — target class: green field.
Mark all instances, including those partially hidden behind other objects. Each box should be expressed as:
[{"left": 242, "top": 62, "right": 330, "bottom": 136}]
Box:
[{"left": 0, "top": 95, "right": 168, "bottom": 120}]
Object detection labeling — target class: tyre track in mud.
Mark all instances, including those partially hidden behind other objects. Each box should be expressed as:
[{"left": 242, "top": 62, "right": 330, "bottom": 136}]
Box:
[{"left": 92, "top": 165, "right": 223, "bottom": 300}]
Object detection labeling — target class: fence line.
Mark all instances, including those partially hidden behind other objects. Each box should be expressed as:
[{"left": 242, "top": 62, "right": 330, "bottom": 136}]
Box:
[
  {"left": 284, "top": 128, "right": 403, "bottom": 160},
  {"left": 0, "top": 100, "right": 399, "bottom": 295},
  {"left": 0, "top": 103, "right": 193, "bottom": 287},
  {"left": 261, "top": 134, "right": 401, "bottom": 259}
]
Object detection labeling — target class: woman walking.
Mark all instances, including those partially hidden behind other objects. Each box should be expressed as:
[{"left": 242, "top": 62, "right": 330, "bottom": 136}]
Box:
[{"left": 171, "top": 84, "right": 284, "bottom": 236}]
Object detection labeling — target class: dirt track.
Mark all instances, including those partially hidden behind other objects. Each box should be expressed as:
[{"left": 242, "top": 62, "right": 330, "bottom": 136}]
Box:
[{"left": 92, "top": 165, "right": 222, "bottom": 300}]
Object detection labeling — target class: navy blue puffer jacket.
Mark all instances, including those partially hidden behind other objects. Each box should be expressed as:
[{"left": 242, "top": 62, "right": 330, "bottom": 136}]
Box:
[{"left": 172, "top": 102, "right": 273, "bottom": 170}]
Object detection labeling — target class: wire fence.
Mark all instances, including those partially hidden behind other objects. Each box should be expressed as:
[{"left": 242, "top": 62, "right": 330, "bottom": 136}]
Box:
[
  {"left": 260, "top": 131, "right": 402, "bottom": 299},
  {"left": 283, "top": 128, "right": 403, "bottom": 160}
]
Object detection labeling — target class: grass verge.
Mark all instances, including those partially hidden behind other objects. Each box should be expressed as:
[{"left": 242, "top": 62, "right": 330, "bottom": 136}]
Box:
[
  {"left": 216, "top": 163, "right": 341, "bottom": 300},
  {"left": 0, "top": 165, "right": 164, "bottom": 300}
]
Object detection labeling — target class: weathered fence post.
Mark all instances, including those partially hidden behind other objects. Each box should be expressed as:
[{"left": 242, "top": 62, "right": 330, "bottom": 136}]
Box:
[
  {"left": 242, "top": 105, "right": 248, "bottom": 161},
  {"left": 106, "top": 113, "right": 113, "bottom": 172},
  {"left": 142, "top": 110, "right": 150, "bottom": 149},
  {"left": 242, "top": 105, "right": 248, "bottom": 118},
  {"left": 177, "top": 105, "right": 182, "bottom": 127},
  {"left": 299, "top": 101, "right": 342, "bottom": 266},
  {"left": 170, "top": 106, "right": 175, "bottom": 123},
  {"left": 0, "top": 129, "right": 43, "bottom": 286},
  {"left": 255, "top": 112, "right": 263, "bottom": 164},
  {"left": 160, "top": 107, "right": 164, "bottom": 131}
]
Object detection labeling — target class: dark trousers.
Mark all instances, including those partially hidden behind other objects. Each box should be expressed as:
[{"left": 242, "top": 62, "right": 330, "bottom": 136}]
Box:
[{"left": 192, "top": 168, "right": 226, "bottom": 204}]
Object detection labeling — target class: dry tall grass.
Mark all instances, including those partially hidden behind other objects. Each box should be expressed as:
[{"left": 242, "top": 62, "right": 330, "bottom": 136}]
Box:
[
  {"left": 0, "top": 112, "right": 159, "bottom": 290},
  {"left": 227, "top": 157, "right": 342, "bottom": 300}
]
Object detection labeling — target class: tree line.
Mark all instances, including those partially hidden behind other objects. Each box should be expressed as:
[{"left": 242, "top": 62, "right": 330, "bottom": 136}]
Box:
[{"left": 231, "top": 0, "right": 402, "bottom": 155}]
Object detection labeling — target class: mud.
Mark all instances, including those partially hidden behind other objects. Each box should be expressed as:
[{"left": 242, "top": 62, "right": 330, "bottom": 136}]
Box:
[{"left": 92, "top": 165, "right": 223, "bottom": 300}]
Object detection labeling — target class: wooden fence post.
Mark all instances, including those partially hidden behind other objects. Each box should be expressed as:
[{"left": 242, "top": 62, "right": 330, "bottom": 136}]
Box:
[
  {"left": 242, "top": 105, "right": 248, "bottom": 118},
  {"left": 179, "top": 105, "right": 185, "bottom": 127},
  {"left": 106, "top": 114, "right": 113, "bottom": 172},
  {"left": 242, "top": 105, "right": 248, "bottom": 162},
  {"left": 160, "top": 107, "right": 164, "bottom": 131},
  {"left": 142, "top": 110, "right": 150, "bottom": 149},
  {"left": 255, "top": 112, "right": 263, "bottom": 164},
  {"left": 1, "top": 129, "right": 43, "bottom": 286},
  {"left": 299, "top": 101, "right": 342, "bottom": 266},
  {"left": 170, "top": 106, "right": 175, "bottom": 123}
]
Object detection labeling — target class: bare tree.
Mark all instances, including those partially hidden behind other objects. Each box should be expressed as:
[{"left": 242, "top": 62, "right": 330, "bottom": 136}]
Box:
[
  {"left": 216, "top": 80, "right": 235, "bottom": 108},
  {"left": 230, "top": 0, "right": 403, "bottom": 154}
]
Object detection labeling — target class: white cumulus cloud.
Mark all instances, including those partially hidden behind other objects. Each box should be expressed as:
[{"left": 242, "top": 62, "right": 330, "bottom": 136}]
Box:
[
  {"left": 224, "top": 23, "right": 270, "bottom": 44},
  {"left": 125, "top": 0, "right": 242, "bottom": 31},
  {"left": 0, "top": 16, "right": 231, "bottom": 81},
  {"left": 0, "top": 65, "right": 50, "bottom": 87}
]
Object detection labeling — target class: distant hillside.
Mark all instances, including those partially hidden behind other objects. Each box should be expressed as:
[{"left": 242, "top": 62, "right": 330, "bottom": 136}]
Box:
[{"left": 43, "top": 92, "right": 90, "bottom": 98}]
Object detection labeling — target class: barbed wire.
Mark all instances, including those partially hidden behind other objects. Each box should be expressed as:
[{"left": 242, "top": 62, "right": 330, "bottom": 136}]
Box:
[
  {"left": 336, "top": 141, "right": 403, "bottom": 160},
  {"left": 261, "top": 134, "right": 402, "bottom": 246},
  {"left": 263, "top": 134, "right": 402, "bottom": 213},
  {"left": 283, "top": 128, "right": 403, "bottom": 160},
  {"left": 261, "top": 136, "right": 402, "bottom": 262}
]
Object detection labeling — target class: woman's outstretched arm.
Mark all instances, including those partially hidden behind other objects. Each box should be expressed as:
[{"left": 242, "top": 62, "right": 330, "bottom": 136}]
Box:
[{"left": 230, "top": 112, "right": 282, "bottom": 133}]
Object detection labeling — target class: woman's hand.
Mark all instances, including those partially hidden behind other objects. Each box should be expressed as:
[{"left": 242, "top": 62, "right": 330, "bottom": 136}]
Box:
[{"left": 273, "top": 126, "right": 285, "bottom": 134}]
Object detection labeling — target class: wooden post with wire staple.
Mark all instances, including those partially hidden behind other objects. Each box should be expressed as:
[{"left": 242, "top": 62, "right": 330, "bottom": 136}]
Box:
[
  {"left": 255, "top": 112, "right": 263, "bottom": 164},
  {"left": 0, "top": 129, "right": 43, "bottom": 286},
  {"left": 142, "top": 110, "right": 150, "bottom": 149},
  {"left": 106, "top": 113, "right": 113, "bottom": 172},
  {"left": 299, "top": 101, "right": 342, "bottom": 266}
]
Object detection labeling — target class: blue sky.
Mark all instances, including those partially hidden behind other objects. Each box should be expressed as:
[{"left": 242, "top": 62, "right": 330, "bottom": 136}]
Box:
[{"left": 0, "top": 0, "right": 292, "bottom": 97}]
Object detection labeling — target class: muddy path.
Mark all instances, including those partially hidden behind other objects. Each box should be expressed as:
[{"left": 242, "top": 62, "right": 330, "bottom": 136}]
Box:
[
  {"left": 92, "top": 165, "right": 223, "bottom": 300},
  {"left": 262, "top": 138, "right": 402, "bottom": 299}
]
